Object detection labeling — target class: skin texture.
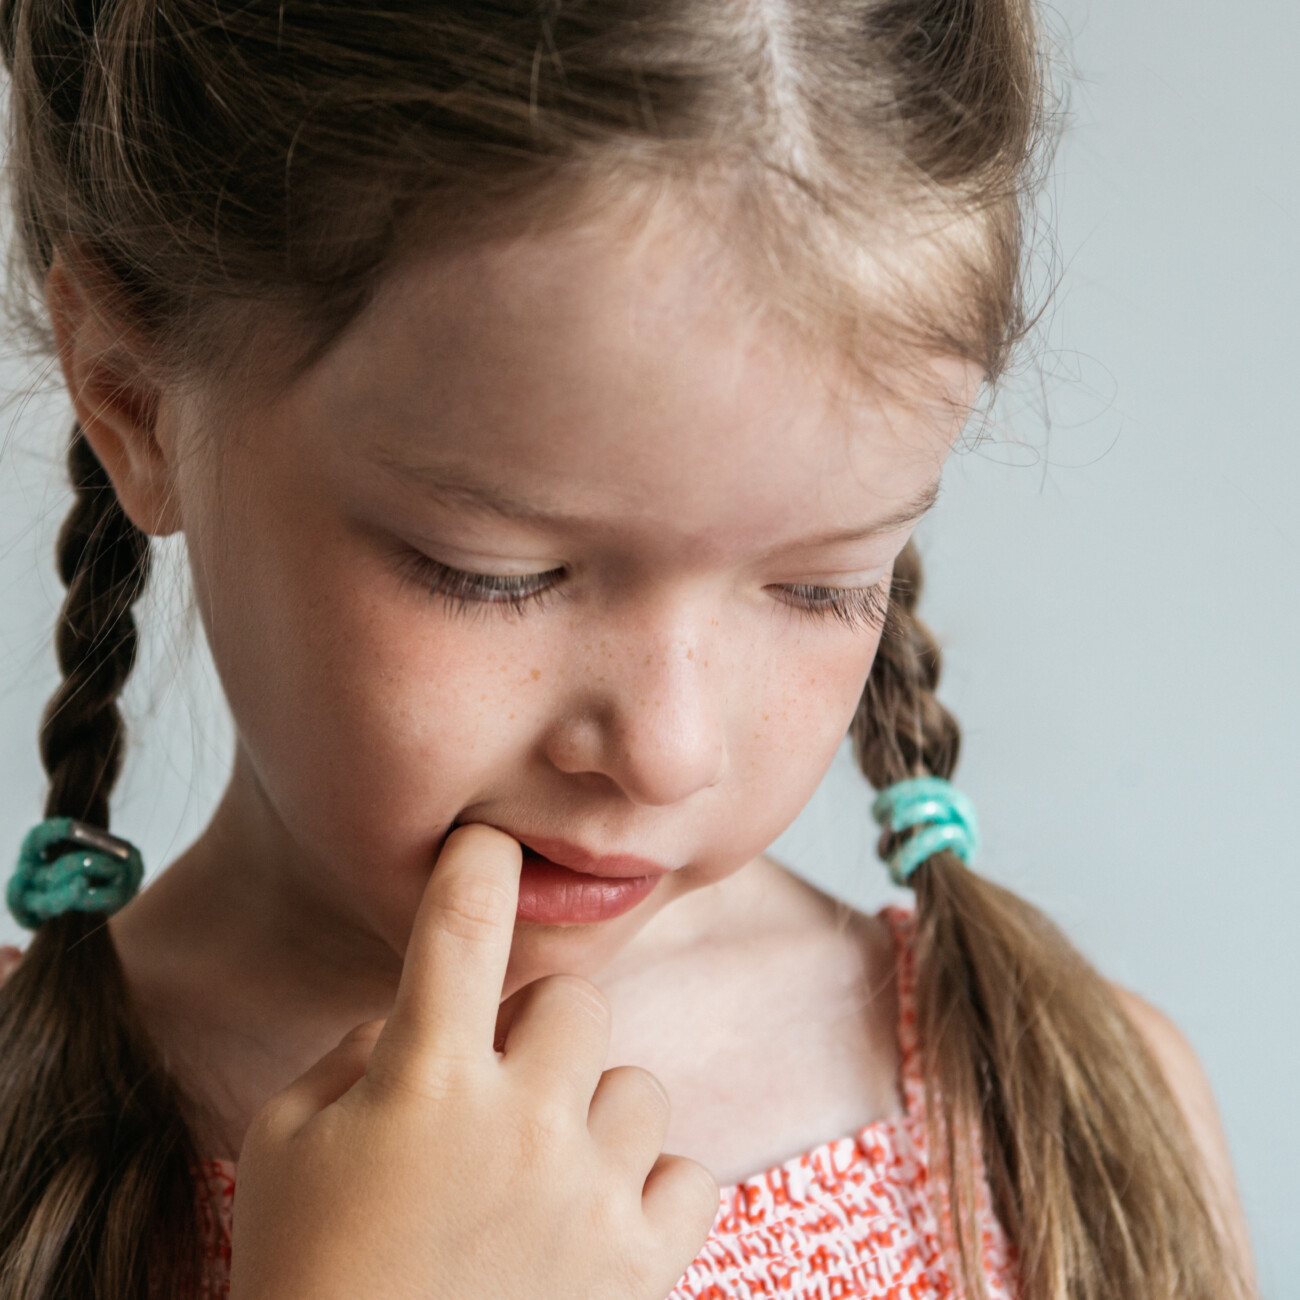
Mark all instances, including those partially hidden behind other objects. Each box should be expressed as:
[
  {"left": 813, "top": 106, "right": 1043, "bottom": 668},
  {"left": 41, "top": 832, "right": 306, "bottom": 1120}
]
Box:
[
  {"left": 41, "top": 191, "right": 1253, "bottom": 1278},
  {"left": 68, "top": 195, "right": 967, "bottom": 1168}
]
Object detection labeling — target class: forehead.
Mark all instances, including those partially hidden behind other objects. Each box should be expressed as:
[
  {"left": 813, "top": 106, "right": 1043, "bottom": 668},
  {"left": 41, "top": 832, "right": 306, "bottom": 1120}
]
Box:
[{"left": 289, "top": 200, "right": 979, "bottom": 550}]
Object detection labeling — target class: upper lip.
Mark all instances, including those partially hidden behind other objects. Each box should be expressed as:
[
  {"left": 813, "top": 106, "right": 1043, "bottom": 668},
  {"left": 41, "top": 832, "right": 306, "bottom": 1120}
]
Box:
[{"left": 511, "top": 832, "right": 673, "bottom": 879}]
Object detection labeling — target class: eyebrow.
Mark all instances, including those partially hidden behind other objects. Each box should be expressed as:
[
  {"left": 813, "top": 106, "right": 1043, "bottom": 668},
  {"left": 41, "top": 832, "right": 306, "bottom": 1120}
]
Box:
[
  {"left": 374, "top": 454, "right": 942, "bottom": 547},
  {"left": 376, "top": 457, "right": 583, "bottom": 524},
  {"left": 784, "top": 481, "right": 943, "bottom": 547}
]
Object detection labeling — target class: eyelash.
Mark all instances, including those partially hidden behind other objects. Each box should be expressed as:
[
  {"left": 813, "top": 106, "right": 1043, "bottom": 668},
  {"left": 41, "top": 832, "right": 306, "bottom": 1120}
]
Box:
[
  {"left": 781, "top": 581, "right": 891, "bottom": 631},
  {"left": 397, "top": 554, "right": 891, "bottom": 632}
]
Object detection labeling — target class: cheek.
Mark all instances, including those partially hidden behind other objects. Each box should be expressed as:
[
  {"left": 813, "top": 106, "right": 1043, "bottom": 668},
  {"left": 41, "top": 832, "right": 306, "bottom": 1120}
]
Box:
[
  {"left": 186, "top": 494, "right": 544, "bottom": 856},
  {"left": 725, "top": 624, "right": 880, "bottom": 832}
]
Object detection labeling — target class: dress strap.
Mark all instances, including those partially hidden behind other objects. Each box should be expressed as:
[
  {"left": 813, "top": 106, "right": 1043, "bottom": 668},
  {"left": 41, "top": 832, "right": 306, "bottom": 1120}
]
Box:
[{"left": 879, "top": 905, "right": 925, "bottom": 1119}]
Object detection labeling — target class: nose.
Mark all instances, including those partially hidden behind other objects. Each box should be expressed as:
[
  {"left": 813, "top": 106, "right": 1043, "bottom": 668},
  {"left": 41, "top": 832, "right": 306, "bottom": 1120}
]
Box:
[{"left": 542, "top": 619, "right": 728, "bottom": 807}]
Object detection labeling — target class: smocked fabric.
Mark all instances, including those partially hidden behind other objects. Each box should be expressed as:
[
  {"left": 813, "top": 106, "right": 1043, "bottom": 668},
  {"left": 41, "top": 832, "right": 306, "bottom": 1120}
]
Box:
[{"left": 194, "top": 907, "right": 1017, "bottom": 1298}]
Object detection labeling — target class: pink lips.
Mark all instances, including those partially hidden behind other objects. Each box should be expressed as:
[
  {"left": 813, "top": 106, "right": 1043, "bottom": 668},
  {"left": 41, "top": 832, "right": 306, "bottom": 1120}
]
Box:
[
  {"left": 513, "top": 834, "right": 671, "bottom": 880},
  {"left": 473, "top": 832, "right": 672, "bottom": 925}
]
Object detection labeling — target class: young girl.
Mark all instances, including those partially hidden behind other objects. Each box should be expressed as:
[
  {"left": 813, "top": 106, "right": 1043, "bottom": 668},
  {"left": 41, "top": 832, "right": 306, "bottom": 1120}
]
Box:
[{"left": 0, "top": 1, "right": 1255, "bottom": 1298}]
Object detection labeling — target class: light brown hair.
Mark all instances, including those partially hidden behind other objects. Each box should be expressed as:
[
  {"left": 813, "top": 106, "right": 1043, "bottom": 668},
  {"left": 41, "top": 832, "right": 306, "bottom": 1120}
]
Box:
[{"left": 0, "top": 2, "right": 1248, "bottom": 1297}]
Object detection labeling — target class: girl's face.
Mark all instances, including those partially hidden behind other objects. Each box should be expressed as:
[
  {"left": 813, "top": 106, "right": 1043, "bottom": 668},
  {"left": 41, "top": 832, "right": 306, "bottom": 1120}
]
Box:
[{"left": 165, "top": 197, "right": 978, "bottom": 992}]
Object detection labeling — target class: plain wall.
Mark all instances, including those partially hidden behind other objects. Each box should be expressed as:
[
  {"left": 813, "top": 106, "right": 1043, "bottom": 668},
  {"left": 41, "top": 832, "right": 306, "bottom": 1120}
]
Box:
[{"left": 0, "top": 0, "right": 1294, "bottom": 1291}]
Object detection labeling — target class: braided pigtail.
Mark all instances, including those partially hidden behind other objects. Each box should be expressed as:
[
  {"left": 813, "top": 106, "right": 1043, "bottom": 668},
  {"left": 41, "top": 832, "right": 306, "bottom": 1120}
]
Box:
[
  {"left": 0, "top": 428, "right": 206, "bottom": 1297},
  {"left": 851, "top": 541, "right": 1249, "bottom": 1300}
]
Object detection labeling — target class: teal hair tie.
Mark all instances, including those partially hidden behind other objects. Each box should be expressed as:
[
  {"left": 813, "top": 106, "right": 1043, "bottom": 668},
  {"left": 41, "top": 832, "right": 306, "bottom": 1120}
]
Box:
[
  {"left": 871, "top": 776, "right": 980, "bottom": 886},
  {"left": 7, "top": 817, "right": 144, "bottom": 930}
]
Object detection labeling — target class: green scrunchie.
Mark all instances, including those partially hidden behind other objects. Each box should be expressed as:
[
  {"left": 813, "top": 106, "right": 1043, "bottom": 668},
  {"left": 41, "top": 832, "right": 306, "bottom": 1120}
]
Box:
[
  {"left": 871, "top": 776, "right": 981, "bottom": 886},
  {"left": 7, "top": 817, "right": 144, "bottom": 930}
]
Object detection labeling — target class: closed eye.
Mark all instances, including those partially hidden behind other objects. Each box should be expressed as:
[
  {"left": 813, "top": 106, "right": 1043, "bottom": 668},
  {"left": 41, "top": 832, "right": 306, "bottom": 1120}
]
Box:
[
  {"left": 396, "top": 552, "right": 565, "bottom": 616},
  {"left": 395, "top": 552, "right": 890, "bottom": 631},
  {"left": 776, "top": 581, "right": 891, "bottom": 632}
]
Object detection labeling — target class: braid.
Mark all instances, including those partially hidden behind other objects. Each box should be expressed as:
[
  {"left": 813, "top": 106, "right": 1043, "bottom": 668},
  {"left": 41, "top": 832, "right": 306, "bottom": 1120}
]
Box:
[
  {"left": 852, "top": 541, "right": 959, "bottom": 787},
  {"left": 0, "top": 426, "right": 206, "bottom": 1297},
  {"left": 848, "top": 542, "right": 1249, "bottom": 1300},
  {"left": 40, "top": 425, "right": 151, "bottom": 826}
]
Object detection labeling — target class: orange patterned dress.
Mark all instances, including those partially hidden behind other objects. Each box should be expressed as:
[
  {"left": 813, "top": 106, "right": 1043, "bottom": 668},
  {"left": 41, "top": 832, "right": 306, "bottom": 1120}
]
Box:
[{"left": 195, "top": 907, "right": 1018, "bottom": 1298}]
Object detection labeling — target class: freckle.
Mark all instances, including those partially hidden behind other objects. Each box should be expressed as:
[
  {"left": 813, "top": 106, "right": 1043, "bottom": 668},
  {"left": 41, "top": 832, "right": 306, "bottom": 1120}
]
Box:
[
  {"left": 686, "top": 648, "right": 694, "bottom": 660},
  {"left": 763, "top": 714, "right": 770, "bottom": 721},
  {"left": 509, "top": 713, "right": 516, "bottom": 720},
  {"left": 480, "top": 694, "right": 487, "bottom": 702},
  {"left": 530, "top": 668, "right": 541, "bottom": 680}
]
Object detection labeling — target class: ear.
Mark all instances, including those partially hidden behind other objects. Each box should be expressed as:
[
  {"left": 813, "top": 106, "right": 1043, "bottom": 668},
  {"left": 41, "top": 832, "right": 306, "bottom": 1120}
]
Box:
[{"left": 44, "top": 251, "right": 183, "bottom": 537}]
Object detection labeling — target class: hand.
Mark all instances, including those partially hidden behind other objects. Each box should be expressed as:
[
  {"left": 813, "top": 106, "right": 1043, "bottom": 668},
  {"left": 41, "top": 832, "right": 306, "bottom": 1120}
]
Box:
[{"left": 228, "top": 823, "right": 720, "bottom": 1299}]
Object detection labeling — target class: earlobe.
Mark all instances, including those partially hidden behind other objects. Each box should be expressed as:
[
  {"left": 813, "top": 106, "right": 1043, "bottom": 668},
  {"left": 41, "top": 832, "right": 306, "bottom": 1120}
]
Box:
[{"left": 44, "top": 252, "right": 182, "bottom": 538}]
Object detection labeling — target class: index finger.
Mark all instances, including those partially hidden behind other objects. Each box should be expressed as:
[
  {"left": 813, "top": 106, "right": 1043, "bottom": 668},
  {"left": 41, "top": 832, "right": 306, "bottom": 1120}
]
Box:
[{"left": 371, "top": 823, "right": 522, "bottom": 1072}]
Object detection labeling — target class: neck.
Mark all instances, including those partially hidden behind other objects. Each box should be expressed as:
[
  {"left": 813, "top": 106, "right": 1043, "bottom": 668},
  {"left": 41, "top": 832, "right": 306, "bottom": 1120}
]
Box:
[
  {"left": 106, "top": 744, "right": 774, "bottom": 1159},
  {"left": 116, "top": 748, "right": 406, "bottom": 1016}
]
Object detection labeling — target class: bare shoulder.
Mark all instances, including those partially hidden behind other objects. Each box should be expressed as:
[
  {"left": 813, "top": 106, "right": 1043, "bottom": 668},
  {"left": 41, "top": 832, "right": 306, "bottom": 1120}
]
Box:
[
  {"left": 0, "top": 945, "right": 23, "bottom": 983},
  {"left": 1110, "top": 984, "right": 1256, "bottom": 1286},
  {"left": 1111, "top": 987, "right": 1220, "bottom": 1131}
]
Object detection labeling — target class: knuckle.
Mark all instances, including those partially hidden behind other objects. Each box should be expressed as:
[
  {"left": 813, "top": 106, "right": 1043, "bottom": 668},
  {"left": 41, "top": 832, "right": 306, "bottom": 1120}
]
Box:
[
  {"left": 683, "top": 1158, "right": 722, "bottom": 1219},
  {"left": 601, "top": 1064, "right": 669, "bottom": 1118},
  {"left": 626, "top": 1064, "right": 670, "bottom": 1111},
  {"left": 437, "top": 877, "right": 514, "bottom": 939},
  {"left": 515, "top": 1096, "right": 575, "bottom": 1158},
  {"left": 652, "top": 1153, "right": 719, "bottom": 1222},
  {"left": 546, "top": 973, "right": 610, "bottom": 1024},
  {"left": 365, "top": 1047, "right": 479, "bottom": 1105},
  {"left": 243, "top": 1093, "right": 291, "bottom": 1148},
  {"left": 340, "top": 1018, "right": 387, "bottom": 1048}
]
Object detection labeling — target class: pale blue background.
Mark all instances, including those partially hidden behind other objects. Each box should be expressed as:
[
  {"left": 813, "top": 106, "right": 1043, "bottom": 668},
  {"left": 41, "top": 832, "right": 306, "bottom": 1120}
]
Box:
[{"left": 0, "top": 0, "right": 1295, "bottom": 1291}]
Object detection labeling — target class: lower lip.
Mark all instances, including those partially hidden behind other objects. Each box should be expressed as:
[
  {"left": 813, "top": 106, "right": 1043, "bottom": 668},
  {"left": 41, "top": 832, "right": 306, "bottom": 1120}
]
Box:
[{"left": 516, "top": 850, "right": 660, "bottom": 924}]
